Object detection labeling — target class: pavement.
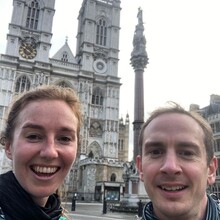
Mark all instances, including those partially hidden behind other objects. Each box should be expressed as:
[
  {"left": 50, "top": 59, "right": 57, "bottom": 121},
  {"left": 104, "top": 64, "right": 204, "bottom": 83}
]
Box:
[{"left": 62, "top": 202, "right": 138, "bottom": 220}]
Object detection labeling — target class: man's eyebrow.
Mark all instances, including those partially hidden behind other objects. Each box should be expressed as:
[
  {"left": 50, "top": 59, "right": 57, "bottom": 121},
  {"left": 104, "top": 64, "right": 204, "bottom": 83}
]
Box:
[
  {"left": 144, "top": 140, "right": 200, "bottom": 147},
  {"left": 144, "top": 140, "right": 164, "bottom": 148},
  {"left": 176, "top": 141, "right": 200, "bottom": 149},
  {"left": 177, "top": 141, "right": 196, "bottom": 146}
]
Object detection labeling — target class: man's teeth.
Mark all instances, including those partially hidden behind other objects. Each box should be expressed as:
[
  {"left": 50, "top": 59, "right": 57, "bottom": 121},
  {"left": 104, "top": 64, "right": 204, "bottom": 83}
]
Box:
[
  {"left": 161, "top": 186, "right": 185, "bottom": 191},
  {"left": 32, "top": 166, "right": 57, "bottom": 174}
]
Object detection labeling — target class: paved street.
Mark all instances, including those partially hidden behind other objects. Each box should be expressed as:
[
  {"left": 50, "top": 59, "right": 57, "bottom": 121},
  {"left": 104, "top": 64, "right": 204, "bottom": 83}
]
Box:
[{"left": 63, "top": 202, "right": 137, "bottom": 220}]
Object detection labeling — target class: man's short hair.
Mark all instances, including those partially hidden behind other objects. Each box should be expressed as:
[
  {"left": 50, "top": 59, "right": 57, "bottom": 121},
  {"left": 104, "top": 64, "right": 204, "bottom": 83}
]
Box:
[{"left": 138, "top": 102, "right": 214, "bottom": 164}]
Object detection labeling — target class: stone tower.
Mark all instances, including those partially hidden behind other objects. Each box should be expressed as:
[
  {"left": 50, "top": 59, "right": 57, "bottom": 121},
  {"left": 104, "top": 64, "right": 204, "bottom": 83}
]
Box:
[
  {"left": 130, "top": 8, "right": 148, "bottom": 160},
  {"left": 0, "top": 0, "right": 56, "bottom": 137},
  {"left": 75, "top": 0, "right": 121, "bottom": 160},
  {"left": 75, "top": 0, "right": 126, "bottom": 202},
  {"left": 6, "top": 0, "right": 55, "bottom": 63}
]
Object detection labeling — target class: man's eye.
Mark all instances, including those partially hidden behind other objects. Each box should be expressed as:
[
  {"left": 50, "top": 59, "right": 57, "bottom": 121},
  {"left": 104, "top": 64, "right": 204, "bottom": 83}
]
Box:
[
  {"left": 147, "top": 149, "right": 163, "bottom": 158},
  {"left": 151, "top": 149, "right": 163, "bottom": 155},
  {"left": 178, "top": 151, "right": 194, "bottom": 157}
]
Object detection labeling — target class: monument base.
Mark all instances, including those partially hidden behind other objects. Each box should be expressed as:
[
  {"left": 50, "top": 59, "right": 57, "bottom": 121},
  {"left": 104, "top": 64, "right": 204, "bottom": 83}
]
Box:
[{"left": 120, "top": 193, "right": 150, "bottom": 207}]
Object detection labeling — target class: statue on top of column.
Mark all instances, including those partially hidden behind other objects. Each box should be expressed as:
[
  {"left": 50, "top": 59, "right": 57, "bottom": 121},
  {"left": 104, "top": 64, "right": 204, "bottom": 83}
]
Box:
[
  {"left": 130, "top": 7, "right": 149, "bottom": 69},
  {"left": 137, "top": 7, "right": 143, "bottom": 25}
]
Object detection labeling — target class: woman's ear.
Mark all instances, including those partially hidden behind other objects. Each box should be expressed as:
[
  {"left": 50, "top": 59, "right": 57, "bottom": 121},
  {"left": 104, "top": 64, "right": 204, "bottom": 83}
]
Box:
[{"left": 5, "top": 142, "right": 13, "bottom": 160}]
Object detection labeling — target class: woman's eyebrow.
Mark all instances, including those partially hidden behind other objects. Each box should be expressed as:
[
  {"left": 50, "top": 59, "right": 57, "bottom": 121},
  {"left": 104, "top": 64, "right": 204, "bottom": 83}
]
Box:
[
  {"left": 22, "top": 123, "right": 43, "bottom": 130},
  {"left": 22, "top": 123, "right": 76, "bottom": 133}
]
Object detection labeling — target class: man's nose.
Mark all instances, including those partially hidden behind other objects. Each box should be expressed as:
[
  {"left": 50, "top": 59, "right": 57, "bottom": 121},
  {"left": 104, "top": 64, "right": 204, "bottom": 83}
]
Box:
[
  {"left": 160, "top": 151, "right": 182, "bottom": 175},
  {"left": 40, "top": 138, "right": 58, "bottom": 159}
]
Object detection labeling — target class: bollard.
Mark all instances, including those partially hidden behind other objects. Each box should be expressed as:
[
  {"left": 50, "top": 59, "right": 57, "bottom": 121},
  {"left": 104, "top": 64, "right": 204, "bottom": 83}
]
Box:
[{"left": 102, "top": 198, "right": 107, "bottom": 214}]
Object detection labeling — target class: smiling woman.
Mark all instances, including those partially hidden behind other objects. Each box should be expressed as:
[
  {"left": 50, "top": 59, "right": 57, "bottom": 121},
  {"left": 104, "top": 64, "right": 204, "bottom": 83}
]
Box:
[{"left": 0, "top": 85, "right": 82, "bottom": 220}]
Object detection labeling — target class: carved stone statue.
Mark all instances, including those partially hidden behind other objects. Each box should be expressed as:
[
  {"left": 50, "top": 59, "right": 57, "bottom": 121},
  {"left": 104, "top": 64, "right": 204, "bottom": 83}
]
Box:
[{"left": 137, "top": 7, "right": 143, "bottom": 25}]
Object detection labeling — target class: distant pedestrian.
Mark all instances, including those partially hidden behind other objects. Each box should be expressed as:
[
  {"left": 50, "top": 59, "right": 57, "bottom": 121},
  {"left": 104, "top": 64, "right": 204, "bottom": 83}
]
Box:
[
  {"left": 71, "top": 195, "right": 76, "bottom": 211},
  {"left": 137, "top": 200, "right": 143, "bottom": 217}
]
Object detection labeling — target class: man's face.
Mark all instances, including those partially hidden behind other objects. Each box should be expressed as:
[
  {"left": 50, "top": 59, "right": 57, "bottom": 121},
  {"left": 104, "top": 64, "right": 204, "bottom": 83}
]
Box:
[{"left": 137, "top": 113, "right": 217, "bottom": 220}]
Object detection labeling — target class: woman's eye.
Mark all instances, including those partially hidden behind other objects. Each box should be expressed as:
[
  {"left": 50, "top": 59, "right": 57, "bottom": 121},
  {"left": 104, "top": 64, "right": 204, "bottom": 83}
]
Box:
[
  {"left": 57, "top": 136, "right": 72, "bottom": 144},
  {"left": 26, "top": 134, "right": 42, "bottom": 142}
]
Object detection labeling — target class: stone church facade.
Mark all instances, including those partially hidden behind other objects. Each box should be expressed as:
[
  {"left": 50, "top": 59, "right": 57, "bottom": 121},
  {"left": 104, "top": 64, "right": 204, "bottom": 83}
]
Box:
[{"left": 0, "top": 0, "right": 129, "bottom": 202}]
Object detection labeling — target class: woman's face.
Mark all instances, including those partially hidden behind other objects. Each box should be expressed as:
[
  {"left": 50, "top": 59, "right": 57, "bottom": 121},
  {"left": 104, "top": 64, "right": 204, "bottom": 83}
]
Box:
[{"left": 5, "top": 100, "right": 78, "bottom": 206}]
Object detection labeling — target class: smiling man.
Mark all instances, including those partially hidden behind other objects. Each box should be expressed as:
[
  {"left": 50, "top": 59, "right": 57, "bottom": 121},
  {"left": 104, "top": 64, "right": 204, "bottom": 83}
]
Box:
[{"left": 136, "top": 103, "right": 220, "bottom": 220}]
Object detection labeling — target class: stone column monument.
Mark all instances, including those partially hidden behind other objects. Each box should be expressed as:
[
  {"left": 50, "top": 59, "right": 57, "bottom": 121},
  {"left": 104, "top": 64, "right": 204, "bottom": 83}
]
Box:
[
  {"left": 130, "top": 7, "right": 149, "bottom": 161},
  {"left": 121, "top": 8, "right": 149, "bottom": 206}
]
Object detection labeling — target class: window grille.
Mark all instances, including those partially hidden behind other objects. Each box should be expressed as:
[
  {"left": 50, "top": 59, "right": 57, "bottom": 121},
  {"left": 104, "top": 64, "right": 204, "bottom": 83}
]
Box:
[
  {"left": 96, "top": 18, "right": 107, "bottom": 46},
  {"left": 26, "top": 0, "right": 40, "bottom": 30},
  {"left": 92, "top": 87, "right": 104, "bottom": 106},
  {"left": 15, "top": 76, "right": 31, "bottom": 93},
  {"left": 61, "top": 52, "right": 68, "bottom": 62}
]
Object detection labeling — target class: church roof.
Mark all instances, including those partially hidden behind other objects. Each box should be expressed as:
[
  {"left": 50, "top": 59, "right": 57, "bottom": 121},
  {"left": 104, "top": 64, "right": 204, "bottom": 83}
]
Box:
[{"left": 52, "top": 39, "right": 77, "bottom": 64}]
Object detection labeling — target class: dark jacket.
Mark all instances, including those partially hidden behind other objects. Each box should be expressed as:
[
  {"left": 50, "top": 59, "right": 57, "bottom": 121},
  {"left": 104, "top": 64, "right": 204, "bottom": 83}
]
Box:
[
  {"left": 0, "top": 171, "right": 67, "bottom": 220},
  {"left": 141, "top": 194, "right": 220, "bottom": 220}
]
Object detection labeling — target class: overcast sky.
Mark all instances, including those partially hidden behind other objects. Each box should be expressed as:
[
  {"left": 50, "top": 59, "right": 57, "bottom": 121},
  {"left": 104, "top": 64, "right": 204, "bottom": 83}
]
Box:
[{"left": 1, "top": 1, "right": 220, "bottom": 158}]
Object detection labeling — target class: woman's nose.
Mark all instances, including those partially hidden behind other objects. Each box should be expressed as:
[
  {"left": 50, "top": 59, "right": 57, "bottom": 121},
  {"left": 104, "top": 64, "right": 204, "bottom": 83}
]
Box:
[{"left": 40, "top": 139, "right": 58, "bottom": 159}]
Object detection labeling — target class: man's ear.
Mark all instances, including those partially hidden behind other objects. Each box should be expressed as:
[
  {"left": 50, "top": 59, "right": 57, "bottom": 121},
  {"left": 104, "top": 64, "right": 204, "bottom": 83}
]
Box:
[
  {"left": 5, "top": 142, "right": 13, "bottom": 160},
  {"left": 136, "top": 155, "right": 144, "bottom": 181},
  {"left": 207, "top": 156, "right": 217, "bottom": 185}
]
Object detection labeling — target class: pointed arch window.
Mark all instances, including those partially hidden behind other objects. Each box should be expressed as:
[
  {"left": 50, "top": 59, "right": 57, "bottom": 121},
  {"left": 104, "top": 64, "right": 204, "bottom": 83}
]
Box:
[
  {"left": 92, "top": 87, "right": 104, "bottom": 106},
  {"left": 96, "top": 18, "right": 107, "bottom": 46},
  {"left": 110, "top": 173, "right": 116, "bottom": 182},
  {"left": 88, "top": 151, "right": 94, "bottom": 158},
  {"left": 15, "top": 76, "right": 31, "bottom": 93},
  {"left": 26, "top": 0, "right": 40, "bottom": 30},
  {"left": 61, "top": 52, "right": 68, "bottom": 62},
  {"left": 58, "top": 81, "right": 69, "bottom": 88}
]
